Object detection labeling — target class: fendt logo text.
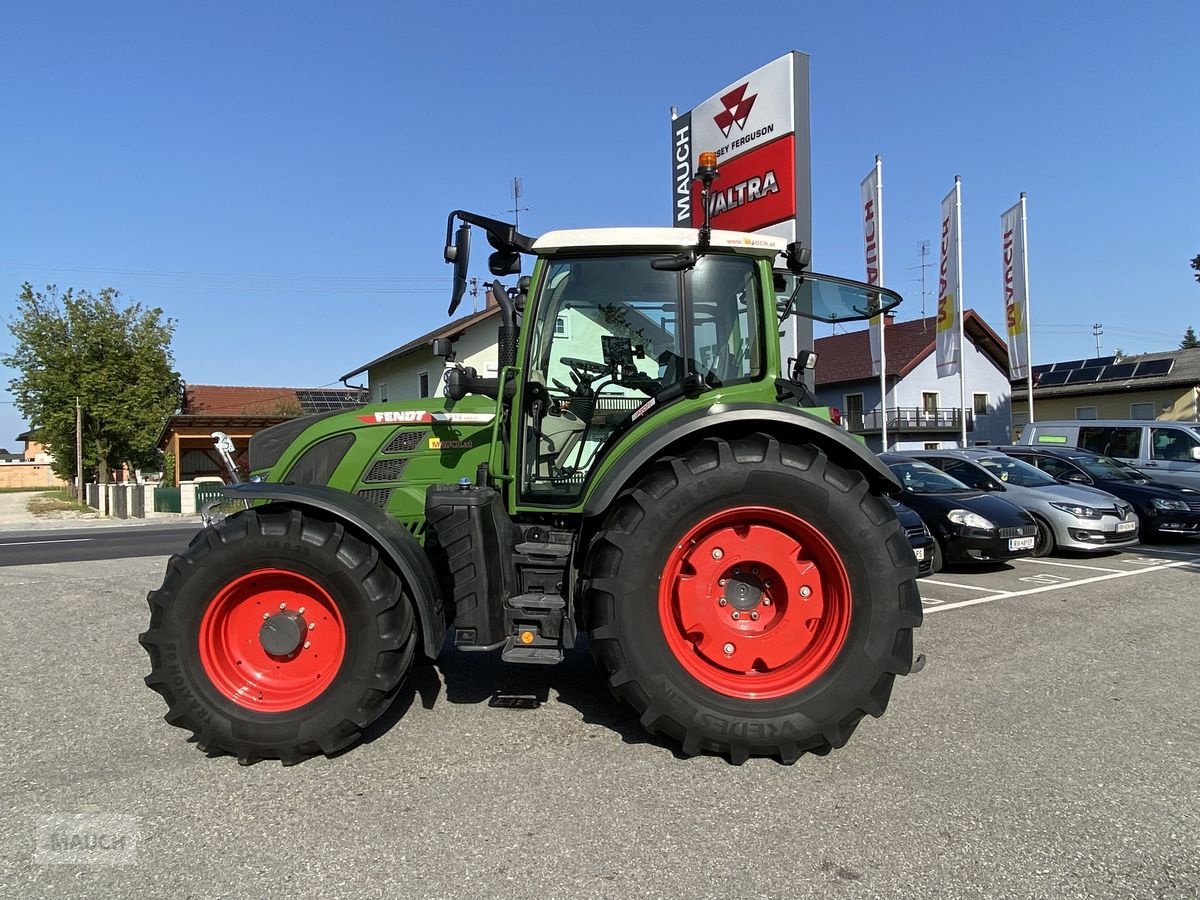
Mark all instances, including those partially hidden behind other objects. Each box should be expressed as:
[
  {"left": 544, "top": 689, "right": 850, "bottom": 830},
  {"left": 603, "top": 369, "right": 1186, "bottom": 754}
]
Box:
[{"left": 714, "top": 83, "right": 757, "bottom": 137}]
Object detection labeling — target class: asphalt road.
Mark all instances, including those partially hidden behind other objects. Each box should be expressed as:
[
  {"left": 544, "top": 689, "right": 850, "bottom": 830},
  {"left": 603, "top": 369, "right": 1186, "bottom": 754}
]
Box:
[
  {"left": 0, "top": 550, "right": 1197, "bottom": 898},
  {"left": 0, "top": 522, "right": 201, "bottom": 567}
]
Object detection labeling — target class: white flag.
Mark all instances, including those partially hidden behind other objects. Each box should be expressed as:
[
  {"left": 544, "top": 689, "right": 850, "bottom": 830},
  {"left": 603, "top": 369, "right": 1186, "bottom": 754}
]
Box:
[
  {"left": 1001, "top": 197, "right": 1030, "bottom": 380},
  {"left": 861, "top": 161, "right": 884, "bottom": 376},
  {"left": 935, "top": 183, "right": 962, "bottom": 377}
]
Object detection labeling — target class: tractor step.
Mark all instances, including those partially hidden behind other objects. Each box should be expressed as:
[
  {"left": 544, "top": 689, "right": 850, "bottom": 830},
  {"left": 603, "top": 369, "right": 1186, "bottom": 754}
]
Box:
[{"left": 500, "top": 592, "right": 566, "bottom": 664}]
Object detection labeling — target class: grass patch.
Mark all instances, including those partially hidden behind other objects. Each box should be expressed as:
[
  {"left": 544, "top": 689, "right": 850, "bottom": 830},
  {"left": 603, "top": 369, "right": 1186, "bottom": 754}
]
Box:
[{"left": 27, "top": 490, "right": 96, "bottom": 516}]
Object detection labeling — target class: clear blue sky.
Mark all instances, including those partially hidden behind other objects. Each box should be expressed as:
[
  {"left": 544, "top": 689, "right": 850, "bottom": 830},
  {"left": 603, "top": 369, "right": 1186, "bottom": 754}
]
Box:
[{"left": 2, "top": 1, "right": 1196, "bottom": 446}]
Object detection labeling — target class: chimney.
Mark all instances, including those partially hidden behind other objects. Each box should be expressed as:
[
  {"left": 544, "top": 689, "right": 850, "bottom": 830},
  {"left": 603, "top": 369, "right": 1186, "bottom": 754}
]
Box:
[
  {"left": 884, "top": 312, "right": 896, "bottom": 327},
  {"left": 485, "top": 283, "right": 501, "bottom": 309}
]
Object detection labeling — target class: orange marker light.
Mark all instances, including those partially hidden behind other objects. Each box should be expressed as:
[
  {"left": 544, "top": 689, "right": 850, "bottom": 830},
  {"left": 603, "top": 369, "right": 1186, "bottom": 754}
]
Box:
[
  {"left": 698, "top": 151, "right": 718, "bottom": 169},
  {"left": 520, "top": 630, "right": 535, "bottom": 645}
]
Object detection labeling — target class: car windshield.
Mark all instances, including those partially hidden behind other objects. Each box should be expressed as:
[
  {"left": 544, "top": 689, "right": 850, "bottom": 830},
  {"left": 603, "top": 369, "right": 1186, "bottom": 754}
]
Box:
[
  {"left": 1072, "top": 455, "right": 1142, "bottom": 482},
  {"left": 977, "top": 455, "right": 1057, "bottom": 487},
  {"left": 889, "top": 460, "right": 971, "bottom": 494}
]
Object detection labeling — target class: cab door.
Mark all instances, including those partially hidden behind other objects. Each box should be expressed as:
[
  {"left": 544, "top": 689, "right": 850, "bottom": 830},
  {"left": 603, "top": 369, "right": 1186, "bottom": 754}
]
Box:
[{"left": 1146, "top": 426, "right": 1200, "bottom": 489}]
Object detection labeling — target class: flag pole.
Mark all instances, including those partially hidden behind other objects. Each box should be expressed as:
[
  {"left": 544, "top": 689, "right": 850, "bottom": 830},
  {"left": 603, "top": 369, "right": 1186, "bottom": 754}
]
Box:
[
  {"left": 876, "top": 155, "right": 888, "bottom": 451},
  {"left": 1020, "top": 192, "right": 1034, "bottom": 424},
  {"left": 955, "top": 176, "right": 967, "bottom": 447}
]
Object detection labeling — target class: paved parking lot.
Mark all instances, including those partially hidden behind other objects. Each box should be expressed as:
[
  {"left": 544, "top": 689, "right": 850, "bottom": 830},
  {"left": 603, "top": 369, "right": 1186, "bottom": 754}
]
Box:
[{"left": 0, "top": 542, "right": 1197, "bottom": 898}]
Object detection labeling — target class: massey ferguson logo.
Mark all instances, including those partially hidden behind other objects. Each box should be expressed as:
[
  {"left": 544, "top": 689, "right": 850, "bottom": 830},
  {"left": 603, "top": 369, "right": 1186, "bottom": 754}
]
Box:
[{"left": 714, "top": 83, "right": 757, "bottom": 137}]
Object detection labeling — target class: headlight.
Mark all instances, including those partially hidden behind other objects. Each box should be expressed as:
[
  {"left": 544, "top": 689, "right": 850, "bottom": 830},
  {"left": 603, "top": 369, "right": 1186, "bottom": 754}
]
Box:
[
  {"left": 1151, "top": 498, "right": 1189, "bottom": 511},
  {"left": 1050, "top": 501, "right": 1102, "bottom": 519},
  {"left": 947, "top": 509, "right": 995, "bottom": 530}
]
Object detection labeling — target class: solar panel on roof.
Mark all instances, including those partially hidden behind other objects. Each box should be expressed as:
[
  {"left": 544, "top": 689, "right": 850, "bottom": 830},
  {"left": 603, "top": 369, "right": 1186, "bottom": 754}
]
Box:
[
  {"left": 295, "top": 389, "right": 369, "bottom": 413},
  {"left": 1133, "top": 358, "right": 1174, "bottom": 377},
  {"left": 1080, "top": 356, "right": 1114, "bottom": 369},
  {"left": 1032, "top": 364, "right": 1054, "bottom": 376},
  {"left": 1096, "top": 362, "right": 1137, "bottom": 381},
  {"left": 1037, "top": 370, "right": 1070, "bottom": 386},
  {"left": 1051, "top": 359, "right": 1087, "bottom": 372},
  {"left": 1066, "top": 368, "right": 1102, "bottom": 384}
]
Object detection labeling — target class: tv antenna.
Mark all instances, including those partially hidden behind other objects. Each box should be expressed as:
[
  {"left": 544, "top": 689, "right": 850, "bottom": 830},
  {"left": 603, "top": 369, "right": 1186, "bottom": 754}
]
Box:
[
  {"left": 1092, "top": 323, "right": 1103, "bottom": 357},
  {"left": 508, "top": 176, "right": 530, "bottom": 230},
  {"left": 908, "top": 239, "right": 933, "bottom": 328}
]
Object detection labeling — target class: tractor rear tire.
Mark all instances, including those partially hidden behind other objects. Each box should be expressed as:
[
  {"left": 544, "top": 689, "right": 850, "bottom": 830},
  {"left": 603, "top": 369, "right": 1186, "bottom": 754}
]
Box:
[
  {"left": 140, "top": 507, "right": 417, "bottom": 765},
  {"left": 583, "top": 434, "right": 922, "bottom": 764}
]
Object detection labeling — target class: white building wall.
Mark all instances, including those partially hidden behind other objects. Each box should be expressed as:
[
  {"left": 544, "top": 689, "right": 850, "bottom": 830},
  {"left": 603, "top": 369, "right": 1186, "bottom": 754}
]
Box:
[{"left": 366, "top": 323, "right": 500, "bottom": 402}]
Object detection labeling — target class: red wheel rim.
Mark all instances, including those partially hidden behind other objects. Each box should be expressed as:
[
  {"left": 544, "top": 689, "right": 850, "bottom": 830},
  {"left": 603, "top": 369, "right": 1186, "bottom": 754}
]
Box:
[
  {"left": 657, "top": 507, "right": 851, "bottom": 699},
  {"left": 199, "top": 568, "right": 346, "bottom": 712}
]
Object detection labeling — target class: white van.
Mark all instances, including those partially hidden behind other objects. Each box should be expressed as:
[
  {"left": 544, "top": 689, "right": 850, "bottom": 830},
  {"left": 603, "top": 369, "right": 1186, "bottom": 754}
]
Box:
[{"left": 1018, "top": 420, "right": 1200, "bottom": 489}]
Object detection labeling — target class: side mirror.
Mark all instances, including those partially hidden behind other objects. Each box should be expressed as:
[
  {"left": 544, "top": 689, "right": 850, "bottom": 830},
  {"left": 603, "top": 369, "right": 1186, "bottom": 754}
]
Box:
[
  {"left": 446, "top": 223, "right": 471, "bottom": 316},
  {"left": 431, "top": 338, "right": 455, "bottom": 360},
  {"left": 983, "top": 479, "right": 1005, "bottom": 492},
  {"left": 784, "top": 242, "right": 811, "bottom": 274},
  {"left": 1191, "top": 446, "right": 1200, "bottom": 462}
]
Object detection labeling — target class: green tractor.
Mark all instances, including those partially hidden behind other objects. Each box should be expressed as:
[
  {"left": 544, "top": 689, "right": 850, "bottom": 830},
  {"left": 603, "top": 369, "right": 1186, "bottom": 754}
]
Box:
[{"left": 140, "top": 162, "right": 922, "bottom": 765}]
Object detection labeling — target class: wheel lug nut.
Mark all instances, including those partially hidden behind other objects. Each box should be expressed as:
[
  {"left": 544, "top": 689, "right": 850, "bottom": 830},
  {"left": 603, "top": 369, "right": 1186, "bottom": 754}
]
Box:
[
  {"left": 279, "top": 603, "right": 287, "bottom": 610},
  {"left": 733, "top": 567, "right": 740, "bottom": 575},
  {"left": 303, "top": 641, "right": 311, "bottom": 649},
  {"left": 263, "top": 613, "right": 270, "bottom": 620},
  {"left": 718, "top": 598, "right": 727, "bottom": 607},
  {"left": 731, "top": 611, "right": 740, "bottom": 620},
  {"left": 297, "top": 607, "right": 305, "bottom": 615},
  {"left": 800, "top": 586, "right": 812, "bottom": 598},
  {"left": 764, "top": 580, "right": 772, "bottom": 589},
  {"left": 752, "top": 567, "right": 759, "bottom": 575},
  {"left": 723, "top": 643, "right": 734, "bottom": 655},
  {"left": 763, "top": 598, "right": 772, "bottom": 606},
  {"left": 712, "top": 548, "right": 724, "bottom": 560},
  {"left": 308, "top": 622, "right": 315, "bottom": 630},
  {"left": 718, "top": 578, "right": 726, "bottom": 586},
  {"left": 750, "top": 611, "right": 759, "bottom": 620}
]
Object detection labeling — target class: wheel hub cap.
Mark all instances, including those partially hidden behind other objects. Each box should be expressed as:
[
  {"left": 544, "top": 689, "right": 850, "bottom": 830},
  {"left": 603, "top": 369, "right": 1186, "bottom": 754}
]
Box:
[{"left": 259, "top": 611, "right": 307, "bottom": 656}]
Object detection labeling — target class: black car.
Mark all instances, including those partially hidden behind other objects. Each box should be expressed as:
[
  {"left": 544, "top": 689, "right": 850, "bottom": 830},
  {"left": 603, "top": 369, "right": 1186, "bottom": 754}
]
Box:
[
  {"left": 880, "top": 453, "right": 1038, "bottom": 570},
  {"left": 997, "top": 444, "right": 1200, "bottom": 539},
  {"left": 891, "top": 499, "right": 935, "bottom": 577}
]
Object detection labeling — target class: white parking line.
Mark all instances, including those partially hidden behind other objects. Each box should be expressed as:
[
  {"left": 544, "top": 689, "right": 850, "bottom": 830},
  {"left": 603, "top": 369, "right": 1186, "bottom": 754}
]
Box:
[
  {"left": 1013, "top": 558, "right": 1127, "bottom": 574},
  {"left": 0, "top": 538, "right": 93, "bottom": 546},
  {"left": 921, "top": 579, "right": 1000, "bottom": 592},
  {"left": 925, "top": 557, "right": 1200, "bottom": 614},
  {"left": 1131, "top": 547, "right": 1200, "bottom": 558}
]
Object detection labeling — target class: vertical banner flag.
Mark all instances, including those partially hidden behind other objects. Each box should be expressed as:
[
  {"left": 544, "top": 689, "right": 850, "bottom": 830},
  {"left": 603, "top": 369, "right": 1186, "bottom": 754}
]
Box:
[
  {"left": 861, "top": 159, "right": 884, "bottom": 376},
  {"left": 1001, "top": 196, "right": 1030, "bottom": 380},
  {"left": 935, "top": 182, "right": 962, "bottom": 377}
]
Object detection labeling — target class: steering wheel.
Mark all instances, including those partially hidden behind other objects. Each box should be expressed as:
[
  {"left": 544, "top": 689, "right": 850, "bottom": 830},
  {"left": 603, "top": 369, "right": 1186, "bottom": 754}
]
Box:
[{"left": 554, "top": 356, "right": 610, "bottom": 396}]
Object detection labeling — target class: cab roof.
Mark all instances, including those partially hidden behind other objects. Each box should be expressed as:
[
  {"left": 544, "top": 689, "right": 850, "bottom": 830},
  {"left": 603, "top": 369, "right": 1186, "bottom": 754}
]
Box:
[{"left": 531, "top": 227, "right": 786, "bottom": 258}]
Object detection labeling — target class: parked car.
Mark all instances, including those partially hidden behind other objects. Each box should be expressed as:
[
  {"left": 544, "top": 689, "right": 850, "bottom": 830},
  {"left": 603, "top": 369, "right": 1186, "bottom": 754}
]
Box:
[
  {"left": 997, "top": 444, "right": 1200, "bottom": 539},
  {"left": 880, "top": 454, "right": 1038, "bottom": 571},
  {"left": 891, "top": 499, "right": 936, "bottom": 577},
  {"left": 906, "top": 449, "right": 1139, "bottom": 556},
  {"left": 1017, "top": 419, "right": 1200, "bottom": 490}
]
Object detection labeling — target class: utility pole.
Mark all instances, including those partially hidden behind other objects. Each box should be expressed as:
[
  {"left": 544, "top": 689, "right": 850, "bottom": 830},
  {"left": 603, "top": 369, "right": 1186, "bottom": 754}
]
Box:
[
  {"left": 1092, "top": 323, "right": 1103, "bottom": 358},
  {"left": 75, "top": 396, "right": 84, "bottom": 502}
]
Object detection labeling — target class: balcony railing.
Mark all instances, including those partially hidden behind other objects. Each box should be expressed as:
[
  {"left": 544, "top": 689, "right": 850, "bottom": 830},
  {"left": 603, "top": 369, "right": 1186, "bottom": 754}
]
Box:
[{"left": 844, "top": 407, "right": 974, "bottom": 433}]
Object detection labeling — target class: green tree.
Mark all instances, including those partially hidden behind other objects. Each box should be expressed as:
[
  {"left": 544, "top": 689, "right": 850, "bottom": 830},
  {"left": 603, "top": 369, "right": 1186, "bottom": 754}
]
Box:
[
  {"left": 3, "top": 283, "right": 182, "bottom": 488},
  {"left": 1182, "top": 326, "right": 1200, "bottom": 350},
  {"left": 1192, "top": 253, "right": 1200, "bottom": 285}
]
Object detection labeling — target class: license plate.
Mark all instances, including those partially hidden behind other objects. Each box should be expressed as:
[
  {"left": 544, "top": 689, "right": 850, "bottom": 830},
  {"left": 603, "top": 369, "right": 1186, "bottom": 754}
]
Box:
[
  {"left": 1116, "top": 520, "right": 1136, "bottom": 533},
  {"left": 1009, "top": 536, "right": 1036, "bottom": 550},
  {"left": 913, "top": 547, "right": 925, "bottom": 561}
]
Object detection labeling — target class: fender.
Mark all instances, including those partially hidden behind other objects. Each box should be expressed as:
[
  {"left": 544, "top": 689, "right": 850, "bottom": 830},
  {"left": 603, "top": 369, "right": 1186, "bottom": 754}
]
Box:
[
  {"left": 223, "top": 482, "right": 447, "bottom": 659},
  {"left": 582, "top": 403, "right": 900, "bottom": 517}
]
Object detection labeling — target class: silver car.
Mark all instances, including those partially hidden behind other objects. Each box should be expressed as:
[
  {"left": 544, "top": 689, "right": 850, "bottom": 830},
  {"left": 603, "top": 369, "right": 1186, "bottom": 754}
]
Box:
[{"left": 907, "top": 449, "right": 1139, "bottom": 556}]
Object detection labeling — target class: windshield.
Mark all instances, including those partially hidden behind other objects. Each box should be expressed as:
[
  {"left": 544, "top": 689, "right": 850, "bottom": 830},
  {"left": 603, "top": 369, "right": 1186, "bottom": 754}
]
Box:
[
  {"left": 775, "top": 271, "right": 902, "bottom": 323},
  {"left": 977, "top": 455, "right": 1057, "bottom": 487},
  {"left": 889, "top": 460, "right": 971, "bottom": 494},
  {"left": 1073, "top": 455, "right": 1142, "bottom": 482}
]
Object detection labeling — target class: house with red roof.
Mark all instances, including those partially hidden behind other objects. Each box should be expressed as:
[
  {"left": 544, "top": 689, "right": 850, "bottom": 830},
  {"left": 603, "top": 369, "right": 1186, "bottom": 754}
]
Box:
[
  {"left": 813, "top": 311, "right": 1013, "bottom": 452},
  {"left": 157, "top": 384, "right": 367, "bottom": 483}
]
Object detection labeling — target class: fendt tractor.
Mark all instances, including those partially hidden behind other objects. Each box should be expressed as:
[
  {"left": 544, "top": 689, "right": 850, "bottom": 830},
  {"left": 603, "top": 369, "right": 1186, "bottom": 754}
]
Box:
[{"left": 140, "top": 154, "right": 923, "bottom": 765}]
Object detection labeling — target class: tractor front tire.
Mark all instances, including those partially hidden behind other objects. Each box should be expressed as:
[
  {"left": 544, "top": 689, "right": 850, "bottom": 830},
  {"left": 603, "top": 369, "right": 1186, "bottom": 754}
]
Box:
[
  {"left": 140, "top": 508, "right": 417, "bottom": 764},
  {"left": 584, "top": 434, "right": 922, "bottom": 764}
]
